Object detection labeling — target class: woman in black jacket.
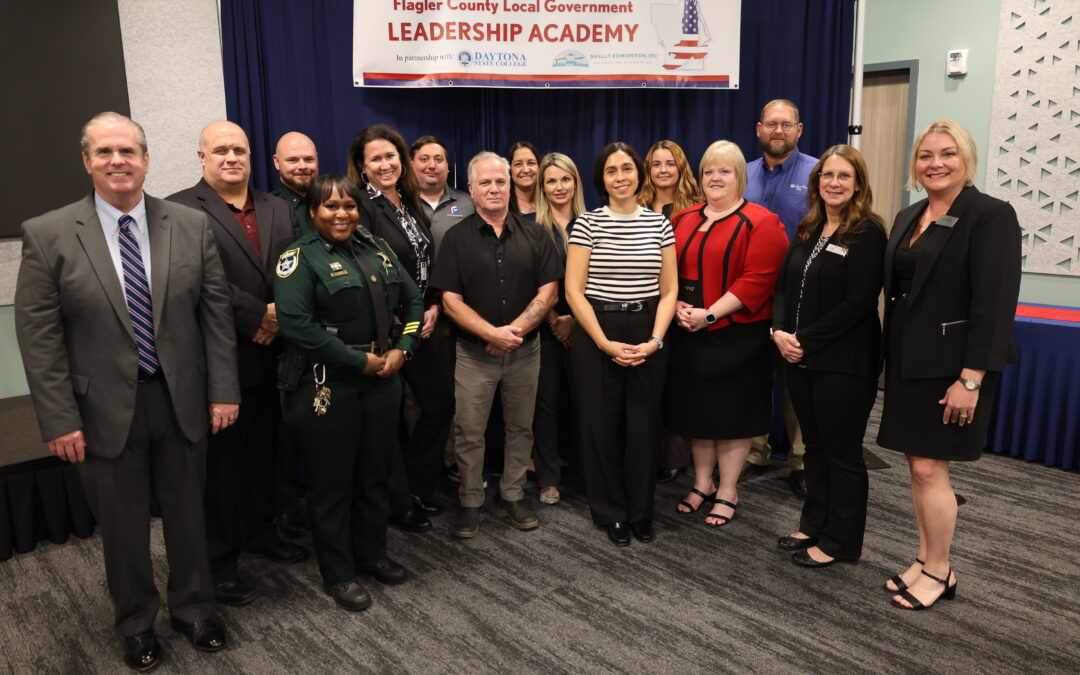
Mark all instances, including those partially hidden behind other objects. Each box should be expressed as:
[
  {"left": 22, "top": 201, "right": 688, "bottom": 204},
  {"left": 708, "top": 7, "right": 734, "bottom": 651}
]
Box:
[
  {"left": 771, "top": 145, "right": 886, "bottom": 568},
  {"left": 878, "top": 120, "right": 1020, "bottom": 610},
  {"left": 348, "top": 124, "right": 453, "bottom": 526}
]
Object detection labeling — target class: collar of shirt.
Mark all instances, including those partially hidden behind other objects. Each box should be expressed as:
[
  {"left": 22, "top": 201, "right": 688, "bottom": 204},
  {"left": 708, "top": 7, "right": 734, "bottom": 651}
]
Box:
[
  {"left": 94, "top": 191, "right": 151, "bottom": 292},
  {"left": 274, "top": 184, "right": 303, "bottom": 206},
  {"left": 223, "top": 192, "right": 255, "bottom": 215},
  {"left": 475, "top": 212, "right": 515, "bottom": 235},
  {"left": 760, "top": 147, "right": 805, "bottom": 175}
]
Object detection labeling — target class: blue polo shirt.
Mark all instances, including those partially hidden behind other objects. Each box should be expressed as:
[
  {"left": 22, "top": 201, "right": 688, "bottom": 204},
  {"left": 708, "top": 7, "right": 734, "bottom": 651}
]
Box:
[{"left": 745, "top": 148, "right": 818, "bottom": 240}]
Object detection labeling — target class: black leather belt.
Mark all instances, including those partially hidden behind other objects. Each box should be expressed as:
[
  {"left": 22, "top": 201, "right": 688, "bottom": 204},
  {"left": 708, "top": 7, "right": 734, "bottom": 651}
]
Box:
[
  {"left": 347, "top": 342, "right": 385, "bottom": 356},
  {"left": 590, "top": 299, "right": 655, "bottom": 312},
  {"left": 137, "top": 370, "right": 162, "bottom": 383}
]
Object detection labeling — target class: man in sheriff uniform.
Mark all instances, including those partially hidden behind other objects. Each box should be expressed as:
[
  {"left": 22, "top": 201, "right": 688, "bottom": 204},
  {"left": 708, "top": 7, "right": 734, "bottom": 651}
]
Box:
[
  {"left": 273, "top": 174, "right": 423, "bottom": 612},
  {"left": 271, "top": 131, "right": 319, "bottom": 234}
]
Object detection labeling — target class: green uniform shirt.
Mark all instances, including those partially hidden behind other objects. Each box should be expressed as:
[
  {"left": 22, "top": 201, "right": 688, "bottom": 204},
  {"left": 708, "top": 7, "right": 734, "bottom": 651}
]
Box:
[
  {"left": 274, "top": 227, "right": 423, "bottom": 391},
  {"left": 271, "top": 184, "right": 314, "bottom": 234}
]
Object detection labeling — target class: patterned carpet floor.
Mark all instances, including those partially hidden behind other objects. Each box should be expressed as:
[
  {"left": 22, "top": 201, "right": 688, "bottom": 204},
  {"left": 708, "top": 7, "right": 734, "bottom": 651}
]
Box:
[{"left": 2, "top": 394, "right": 1078, "bottom": 673}]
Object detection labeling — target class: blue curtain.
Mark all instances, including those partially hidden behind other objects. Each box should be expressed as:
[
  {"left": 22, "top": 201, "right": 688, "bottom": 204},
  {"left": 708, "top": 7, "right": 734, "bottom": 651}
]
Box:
[{"left": 222, "top": 0, "right": 854, "bottom": 206}]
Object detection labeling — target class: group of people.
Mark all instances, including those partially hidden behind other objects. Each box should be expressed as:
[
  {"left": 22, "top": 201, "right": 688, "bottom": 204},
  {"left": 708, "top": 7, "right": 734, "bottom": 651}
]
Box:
[{"left": 13, "top": 98, "right": 1021, "bottom": 670}]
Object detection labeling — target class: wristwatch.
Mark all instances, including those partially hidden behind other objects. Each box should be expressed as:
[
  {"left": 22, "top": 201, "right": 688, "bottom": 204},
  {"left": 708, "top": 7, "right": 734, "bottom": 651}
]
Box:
[
  {"left": 958, "top": 377, "right": 981, "bottom": 391},
  {"left": 704, "top": 311, "right": 718, "bottom": 325},
  {"left": 650, "top": 336, "right": 664, "bottom": 350}
]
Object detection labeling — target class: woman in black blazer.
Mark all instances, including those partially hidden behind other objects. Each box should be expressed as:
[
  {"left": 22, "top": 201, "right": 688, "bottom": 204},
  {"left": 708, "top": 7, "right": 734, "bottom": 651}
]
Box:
[
  {"left": 878, "top": 120, "right": 1021, "bottom": 610},
  {"left": 772, "top": 145, "right": 886, "bottom": 567},
  {"left": 348, "top": 124, "right": 453, "bottom": 525}
]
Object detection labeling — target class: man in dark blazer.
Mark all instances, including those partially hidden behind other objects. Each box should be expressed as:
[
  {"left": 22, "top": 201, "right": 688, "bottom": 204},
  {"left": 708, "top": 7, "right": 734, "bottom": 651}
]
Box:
[
  {"left": 168, "top": 121, "right": 307, "bottom": 608},
  {"left": 14, "top": 112, "right": 240, "bottom": 670}
]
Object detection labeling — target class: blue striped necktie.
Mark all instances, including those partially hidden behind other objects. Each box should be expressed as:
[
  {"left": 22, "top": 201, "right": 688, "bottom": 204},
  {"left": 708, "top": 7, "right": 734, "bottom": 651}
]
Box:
[{"left": 118, "top": 215, "right": 159, "bottom": 376}]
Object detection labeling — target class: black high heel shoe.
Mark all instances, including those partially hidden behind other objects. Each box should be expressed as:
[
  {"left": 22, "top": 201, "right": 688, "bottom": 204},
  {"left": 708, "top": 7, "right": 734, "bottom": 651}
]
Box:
[
  {"left": 884, "top": 558, "right": 923, "bottom": 592},
  {"left": 676, "top": 487, "right": 715, "bottom": 514},
  {"left": 891, "top": 567, "right": 956, "bottom": 610}
]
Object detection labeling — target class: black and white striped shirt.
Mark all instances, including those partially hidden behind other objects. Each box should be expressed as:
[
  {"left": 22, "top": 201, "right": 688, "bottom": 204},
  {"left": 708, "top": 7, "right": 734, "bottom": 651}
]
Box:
[{"left": 568, "top": 206, "right": 675, "bottom": 302}]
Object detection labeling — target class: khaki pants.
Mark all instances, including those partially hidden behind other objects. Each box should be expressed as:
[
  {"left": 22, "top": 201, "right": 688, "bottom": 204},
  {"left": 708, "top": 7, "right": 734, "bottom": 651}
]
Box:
[
  {"left": 453, "top": 338, "right": 541, "bottom": 507},
  {"left": 747, "top": 368, "right": 805, "bottom": 470}
]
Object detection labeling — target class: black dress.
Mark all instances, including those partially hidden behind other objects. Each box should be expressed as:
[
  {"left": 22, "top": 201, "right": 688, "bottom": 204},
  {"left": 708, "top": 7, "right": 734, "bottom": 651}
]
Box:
[{"left": 877, "top": 232, "right": 999, "bottom": 461}]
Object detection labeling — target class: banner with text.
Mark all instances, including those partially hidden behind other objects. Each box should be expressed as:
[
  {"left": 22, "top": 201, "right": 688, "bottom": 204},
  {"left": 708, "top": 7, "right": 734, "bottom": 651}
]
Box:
[{"left": 353, "top": 0, "right": 740, "bottom": 88}]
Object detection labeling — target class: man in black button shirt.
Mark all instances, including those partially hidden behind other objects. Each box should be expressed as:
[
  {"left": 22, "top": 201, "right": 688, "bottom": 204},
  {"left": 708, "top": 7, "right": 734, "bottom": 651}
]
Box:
[{"left": 430, "top": 152, "right": 562, "bottom": 538}]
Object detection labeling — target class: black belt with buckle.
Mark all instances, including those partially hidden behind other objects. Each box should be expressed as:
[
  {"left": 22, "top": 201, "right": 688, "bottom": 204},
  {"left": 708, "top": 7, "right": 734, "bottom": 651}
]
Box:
[
  {"left": 592, "top": 299, "right": 651, "bottom": 313},
  {"left": 347, "top": 342, "right": 385, "bottom": 356}
]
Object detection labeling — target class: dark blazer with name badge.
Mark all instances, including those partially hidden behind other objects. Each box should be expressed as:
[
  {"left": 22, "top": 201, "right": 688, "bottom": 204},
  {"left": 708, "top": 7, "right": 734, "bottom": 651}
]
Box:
[
  {"left": 882, "top": 185, "right": 1021, "bottom": 379},
  {"left": 356, "top": 189, "right": 436, "bottom": 303},
  {"left": 14, "top": 194, "right": 240, "bottom": 458},
  {"left": 772, "top": 219, "right": 887, "bottom": 378},
  {"left": 168, "top": 179, "right": 298, "bottom": 387}
]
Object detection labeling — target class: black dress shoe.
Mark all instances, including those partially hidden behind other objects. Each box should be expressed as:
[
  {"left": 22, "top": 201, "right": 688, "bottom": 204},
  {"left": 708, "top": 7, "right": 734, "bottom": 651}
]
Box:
[
  {"left": 245, "top": 540, "right": 310, "bottom": 564},
  {"left": 276, "top": 512, "right": 308, "bottom": 539},
  {"left": 629, "top": 521, "right": 655, "bottom": 543},
  {"left": 356, "top": 557, "right": 409, "bottom": 585},
  {"left": 786, "top": 470, "right": 808, "bottom": 499},
  {"left": 122, "top": 629, "right": 161, "bottom": 671},
  {"left": 607, "top": 522, "right": 630, "bottom": 547},
  {"left": 170, "top": 616, "right": 226, "bottom": 652},
  {"left": 656, "top": 467, "right": 682, "bottom": 484},
  {"left": 412, "top": 495, "right": 443, "bottom": 517},
  {"left": 389, "top": 509, "right": 432, "bottom": 533},
  {"left": 214, "top": 578, "right": 257, "bottom": 607},
  {"left": 324, "top": 579, "right": 372, "bottom": 612},
  {"left": 777, "top": 535, "right": 817, "bottom": 551},
  {"left": 791, "top": 549, "right": 854, "bottom": 568}
]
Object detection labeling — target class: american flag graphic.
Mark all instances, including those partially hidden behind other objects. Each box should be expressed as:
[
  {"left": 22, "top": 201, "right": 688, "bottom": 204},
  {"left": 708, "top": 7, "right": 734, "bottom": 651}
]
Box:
[{"left": 664, "top": 0, "right": 709, "bottom": 70}]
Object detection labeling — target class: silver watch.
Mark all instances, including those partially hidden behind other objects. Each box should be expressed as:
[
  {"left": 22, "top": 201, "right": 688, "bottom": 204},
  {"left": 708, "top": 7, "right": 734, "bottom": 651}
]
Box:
[
  {"left": 958, "top": 377, "right": 981, "bottom": 391},
  {"left": 650, "top": 336, "right": 664, "bottom": 350}
]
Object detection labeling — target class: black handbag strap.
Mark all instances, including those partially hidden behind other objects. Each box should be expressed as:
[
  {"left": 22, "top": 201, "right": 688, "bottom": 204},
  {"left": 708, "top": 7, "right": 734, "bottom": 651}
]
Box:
[{"left": 345, "top": 237, "right": 392, "bottom": 352}]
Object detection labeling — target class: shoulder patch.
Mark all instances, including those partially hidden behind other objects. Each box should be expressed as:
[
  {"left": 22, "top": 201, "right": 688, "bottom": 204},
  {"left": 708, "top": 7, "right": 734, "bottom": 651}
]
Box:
[{"left": 276, "top": 248, "right": 300, "bottom": 278}]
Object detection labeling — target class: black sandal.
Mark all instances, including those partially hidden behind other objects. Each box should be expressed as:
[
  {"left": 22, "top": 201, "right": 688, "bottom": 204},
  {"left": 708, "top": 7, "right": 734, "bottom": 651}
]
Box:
[
  {"left": 884, "top": 557, "right": 924, "bottom": 592},
  {"left": 676, "top": 488, "right": 715, "bottom": 514},
  {"left": 891, "top": 567, "right": 957, "bottom": 610},
  {"left": 704, "top": 498, "right": 737, "bottom": 527}
]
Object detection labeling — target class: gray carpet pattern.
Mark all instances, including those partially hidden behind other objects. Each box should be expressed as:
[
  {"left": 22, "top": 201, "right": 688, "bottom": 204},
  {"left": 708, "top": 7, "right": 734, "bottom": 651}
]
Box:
[{"left": 2, "top": 393, "right": 1079, "bottom": 673}]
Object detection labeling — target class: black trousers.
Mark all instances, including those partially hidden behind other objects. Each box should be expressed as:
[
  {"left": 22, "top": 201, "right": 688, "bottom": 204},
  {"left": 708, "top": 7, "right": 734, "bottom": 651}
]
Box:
[
  {"left": 786, "top": 366, "right": 877, "bottom": 560},
  {"left": 204, "top": 380, "right": 280, "bottom": 582},
  {"left": 76, "top": 378, "right": 215, "bottom": 636},
  {"left": 287, "top": 376, "right": 400, "bottom": 584},
  {"left": 533, "top": 335, "right": 575, "bottom": 488},
  {"left": 571, "top": 308, "right": 667, "bottom": 526},
  {"left": 388, "top": 333, "right": 455, "bottom": 514}
]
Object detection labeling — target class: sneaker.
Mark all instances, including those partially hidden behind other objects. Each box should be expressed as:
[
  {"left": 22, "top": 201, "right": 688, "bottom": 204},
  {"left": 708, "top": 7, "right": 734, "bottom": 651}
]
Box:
[
  {"left": 539, "top": 487, "right": 561, "bottom": 505},
  {"left": 453, "top": 506, "right": 483, "bottom": 538},
  {"left": 499, "top": 497, "right": 539, "bottom": 530}
]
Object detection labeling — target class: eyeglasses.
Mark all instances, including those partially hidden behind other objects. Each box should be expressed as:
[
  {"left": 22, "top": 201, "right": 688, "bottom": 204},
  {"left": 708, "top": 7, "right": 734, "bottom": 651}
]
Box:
[
  {"left": 762, "top": 122, "right": 797, "bottom": 131},
  {"left": 819, "top": 171, "right": 854, "bottom": 183}
]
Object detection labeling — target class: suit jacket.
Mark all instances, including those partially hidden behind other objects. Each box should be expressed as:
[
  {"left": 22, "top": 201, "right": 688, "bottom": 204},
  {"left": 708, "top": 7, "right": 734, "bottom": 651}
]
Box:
[
  {"left": 14, "top": 193, "right": 240, "bottom": 459},
  {"left": 882, "top": 186, "right": 1021, "bottom": 379},
  {"left": 772, "top": 219, "right": 887, "bottom": 378},
  {"left": 356, "top": 188, "right": 436, "bottom": 304},
  {"left": 167, "top": 179, "right": 298, "bottom": 387}
]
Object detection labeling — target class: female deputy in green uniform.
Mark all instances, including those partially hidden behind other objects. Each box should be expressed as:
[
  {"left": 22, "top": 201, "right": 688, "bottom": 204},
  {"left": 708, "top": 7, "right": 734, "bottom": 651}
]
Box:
[{"left": 274, "top": 174, "right": 423, "bottom": 612}]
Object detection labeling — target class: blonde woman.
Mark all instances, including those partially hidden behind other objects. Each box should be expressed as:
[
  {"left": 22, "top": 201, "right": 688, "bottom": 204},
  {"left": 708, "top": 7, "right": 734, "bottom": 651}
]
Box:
[{"left": 531, "top": 153, "right": 586, "bottom": 505}]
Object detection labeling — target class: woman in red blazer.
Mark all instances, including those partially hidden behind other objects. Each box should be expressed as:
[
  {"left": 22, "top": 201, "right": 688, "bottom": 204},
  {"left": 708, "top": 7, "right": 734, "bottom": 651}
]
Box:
[{"left": 664, "top": 140, "right": 789, "bottom": 528}]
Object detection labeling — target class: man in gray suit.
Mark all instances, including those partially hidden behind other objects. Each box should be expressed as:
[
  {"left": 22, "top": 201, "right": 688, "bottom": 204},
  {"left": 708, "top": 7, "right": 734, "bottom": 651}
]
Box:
[
  {"left": 168, "top": 121, "right": 307, "bottom": 608},
  {"left": 14, "top": 112, "right": 240, "bottom": 670}
]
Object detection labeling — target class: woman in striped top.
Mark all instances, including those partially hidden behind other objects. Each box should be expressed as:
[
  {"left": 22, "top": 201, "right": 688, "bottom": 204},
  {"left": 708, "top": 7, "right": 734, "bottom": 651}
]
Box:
[{"left": 565, "top": 142, "right": 678, "bottom": 547}]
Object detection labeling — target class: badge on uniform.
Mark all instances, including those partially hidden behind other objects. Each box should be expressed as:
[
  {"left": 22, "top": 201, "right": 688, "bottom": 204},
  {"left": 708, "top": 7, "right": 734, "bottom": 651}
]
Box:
[
  {"left": 276, "top": 248, "right": 300, "bottom": 278},
  {"left": 376, "top": 250, "right": 394, "bottom": 270},
  {"left": 329, "top": 261, "right": 342, "bottom": 271}
]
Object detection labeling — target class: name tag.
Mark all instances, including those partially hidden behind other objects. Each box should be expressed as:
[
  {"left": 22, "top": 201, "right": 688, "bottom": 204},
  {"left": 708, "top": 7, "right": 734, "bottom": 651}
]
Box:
[
  {"left": 826, "top": 243, "right": 847, "bottom": 257},
  {"left": 790, "top": 183, "right": 808, "bottom": 192},
  {"left": 937, "top": 215, "right": 958, "bottom": 228},
  {"left": 330, "top": 270, "right": 349, "bottom": 277}
]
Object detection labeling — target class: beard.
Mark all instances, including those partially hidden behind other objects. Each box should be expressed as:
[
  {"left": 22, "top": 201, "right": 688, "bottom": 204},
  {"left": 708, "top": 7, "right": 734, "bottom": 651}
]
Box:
[
  {"left": 282, "top": 172, "right": 315, "bottom": 194},
  {"left": 761, "top": 136, "right": 796, "bottom": 159}
]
